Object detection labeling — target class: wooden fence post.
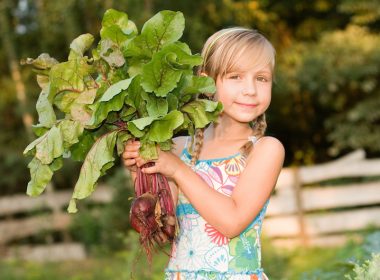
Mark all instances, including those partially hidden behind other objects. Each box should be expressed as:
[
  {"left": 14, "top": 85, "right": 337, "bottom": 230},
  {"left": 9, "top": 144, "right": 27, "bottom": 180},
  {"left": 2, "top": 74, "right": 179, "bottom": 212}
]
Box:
[{"left": 292, "top": 167, "right": 308, "bottom": 246}]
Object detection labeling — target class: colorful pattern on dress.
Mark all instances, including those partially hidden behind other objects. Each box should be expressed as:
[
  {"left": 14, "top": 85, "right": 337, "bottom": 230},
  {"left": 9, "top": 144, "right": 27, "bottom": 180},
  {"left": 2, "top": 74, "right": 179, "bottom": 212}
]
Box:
[{"left": 165, "top": 147, "right": 270, "bottom": 280}]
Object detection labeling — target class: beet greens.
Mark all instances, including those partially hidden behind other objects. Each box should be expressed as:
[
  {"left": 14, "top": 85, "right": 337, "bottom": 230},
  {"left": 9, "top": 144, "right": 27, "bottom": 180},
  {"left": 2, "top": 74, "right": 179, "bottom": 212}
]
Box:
[{"left": 23, "top": 9, "right": 222, "bottom": 259}]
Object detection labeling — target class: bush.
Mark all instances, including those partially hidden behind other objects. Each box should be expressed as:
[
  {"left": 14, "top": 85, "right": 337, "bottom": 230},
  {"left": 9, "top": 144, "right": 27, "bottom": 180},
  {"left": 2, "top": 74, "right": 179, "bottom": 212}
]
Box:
[
  {"left": 69, "top": 167, "right": 134, "bottom": 254},
  {"left": 346, "top": 253, "right": 380, "bottom": 280}
]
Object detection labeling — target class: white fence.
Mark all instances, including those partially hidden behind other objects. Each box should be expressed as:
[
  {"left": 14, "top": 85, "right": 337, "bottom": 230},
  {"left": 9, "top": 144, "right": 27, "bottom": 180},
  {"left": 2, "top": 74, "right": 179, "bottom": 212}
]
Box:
[
  {"left": 0, "top": 149, "right": 379, "bottom": 260},
  {"left": 0, "top": 185, "right": 112, "bottom": 260},
  {"left": 263, "top": 149, "right": 380, "bottom": 247}
]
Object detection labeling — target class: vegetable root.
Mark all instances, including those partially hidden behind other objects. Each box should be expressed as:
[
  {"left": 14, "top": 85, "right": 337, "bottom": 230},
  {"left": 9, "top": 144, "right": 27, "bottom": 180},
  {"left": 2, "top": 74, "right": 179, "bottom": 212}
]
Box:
[{"left": 129, "top": 162, "right": 177, "bottom": 261}]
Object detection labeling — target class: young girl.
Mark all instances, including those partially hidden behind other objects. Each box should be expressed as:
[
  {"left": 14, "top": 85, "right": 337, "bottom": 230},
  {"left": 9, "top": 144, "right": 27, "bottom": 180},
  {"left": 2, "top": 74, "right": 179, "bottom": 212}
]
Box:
[{"left": 122, "top": 27, "right": 284, "bottom": 280}]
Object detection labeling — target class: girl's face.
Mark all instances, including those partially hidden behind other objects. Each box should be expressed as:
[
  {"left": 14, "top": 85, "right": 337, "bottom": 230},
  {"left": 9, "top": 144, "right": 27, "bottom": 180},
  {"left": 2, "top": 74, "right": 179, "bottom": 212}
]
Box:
[{"left": 215, "top": 64, "right": 273, "bottom": 124}]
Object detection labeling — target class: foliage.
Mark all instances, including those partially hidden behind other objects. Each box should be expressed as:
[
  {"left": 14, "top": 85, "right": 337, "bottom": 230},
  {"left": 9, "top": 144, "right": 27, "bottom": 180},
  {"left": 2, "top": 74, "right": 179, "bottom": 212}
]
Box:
[
  {"left": 272, "top": 25, "right": 380, "bottom": 163},
  {"left": 1, "top": 230, "right": 380, "bottom": 279},
  {"left": 298, "top": 231, "right": 380, "bottom": 280},
  {"left": 1, "top": 0, "right": 378, "bottom": 193},
  {"left": 339, "top": 0, "right": 380, "bottom": 26},
  {"left": 345, "top": 253, "right": 380, "bottom": 280},
  {"left": 22, "top": 9, "right": 221, "bottom": 212},
  {"left": 69, "top": 168, "right": 134, "bottom": 253}
]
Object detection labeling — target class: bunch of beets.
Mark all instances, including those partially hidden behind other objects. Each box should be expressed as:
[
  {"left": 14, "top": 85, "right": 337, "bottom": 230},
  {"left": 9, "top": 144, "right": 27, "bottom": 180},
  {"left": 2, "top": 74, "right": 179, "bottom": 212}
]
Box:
[{"left": 130, "top": 163, "right": 176, "bottom": 259}]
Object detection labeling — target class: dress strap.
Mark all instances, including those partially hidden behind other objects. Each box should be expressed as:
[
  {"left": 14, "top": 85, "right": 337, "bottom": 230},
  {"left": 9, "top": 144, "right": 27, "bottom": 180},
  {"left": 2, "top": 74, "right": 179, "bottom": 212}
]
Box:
[
  {"left": 248, "top": 135, "right": 259, "bottom": 145},
  {"left": 184, "top": 136, "right": 191, "bottom": 150}
]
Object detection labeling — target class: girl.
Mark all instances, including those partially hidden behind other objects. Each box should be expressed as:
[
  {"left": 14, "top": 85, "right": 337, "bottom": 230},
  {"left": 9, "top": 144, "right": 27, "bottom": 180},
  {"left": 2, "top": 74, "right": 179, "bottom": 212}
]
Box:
[{"left": 122, "top": 27, "right": 284, "bottom": 280}]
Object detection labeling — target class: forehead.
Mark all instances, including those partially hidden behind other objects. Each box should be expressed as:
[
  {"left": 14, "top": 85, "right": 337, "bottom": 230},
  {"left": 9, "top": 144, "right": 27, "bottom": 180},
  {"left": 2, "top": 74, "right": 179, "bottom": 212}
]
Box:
[{"left": 227, "top": 45, "right": 273, "bottom": 74}]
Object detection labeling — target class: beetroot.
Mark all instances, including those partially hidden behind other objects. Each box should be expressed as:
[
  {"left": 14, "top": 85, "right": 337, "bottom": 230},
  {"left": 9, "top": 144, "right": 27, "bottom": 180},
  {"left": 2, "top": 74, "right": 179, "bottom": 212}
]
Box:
[{"left": 129, "top": 162, "right": 177, "bottom": 261}]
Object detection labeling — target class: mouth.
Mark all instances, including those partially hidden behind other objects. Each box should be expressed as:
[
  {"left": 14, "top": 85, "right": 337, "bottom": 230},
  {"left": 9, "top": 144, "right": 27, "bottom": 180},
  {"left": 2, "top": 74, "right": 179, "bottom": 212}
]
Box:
[{"left": 235, "top": 102, "right": 258, "bottom": 108}]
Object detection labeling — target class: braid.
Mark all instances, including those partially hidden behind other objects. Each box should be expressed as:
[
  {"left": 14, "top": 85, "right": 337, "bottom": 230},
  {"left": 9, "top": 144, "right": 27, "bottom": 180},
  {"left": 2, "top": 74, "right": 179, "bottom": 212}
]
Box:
[
  {"left": 254, "top": 113, "right": 267, "bottom": 137},
  {"left": 240, "top": 114, "right": 267, "bottom": 157},
  {"left": 190, "top": 128, "right": 205, "bottom": 166}
]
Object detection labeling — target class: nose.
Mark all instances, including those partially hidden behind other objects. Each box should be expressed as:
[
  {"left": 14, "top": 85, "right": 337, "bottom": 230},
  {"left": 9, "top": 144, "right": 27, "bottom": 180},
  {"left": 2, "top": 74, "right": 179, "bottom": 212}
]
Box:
[{"left": 242, "top": 79, "right": 257, "bottom": 96}]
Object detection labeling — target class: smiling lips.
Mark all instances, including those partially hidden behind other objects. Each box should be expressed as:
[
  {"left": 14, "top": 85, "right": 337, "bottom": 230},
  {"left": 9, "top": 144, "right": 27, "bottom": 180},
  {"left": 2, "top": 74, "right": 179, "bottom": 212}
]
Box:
[{"left": 235, "top": 102, "right": 258, "bottom": 108}]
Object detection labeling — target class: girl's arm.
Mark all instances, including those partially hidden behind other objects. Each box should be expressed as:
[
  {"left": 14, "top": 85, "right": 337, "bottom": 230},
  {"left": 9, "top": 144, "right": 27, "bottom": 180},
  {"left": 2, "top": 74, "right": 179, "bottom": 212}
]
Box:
[{"left": 143, "top": 136, "right": 284, "bottom": 238}]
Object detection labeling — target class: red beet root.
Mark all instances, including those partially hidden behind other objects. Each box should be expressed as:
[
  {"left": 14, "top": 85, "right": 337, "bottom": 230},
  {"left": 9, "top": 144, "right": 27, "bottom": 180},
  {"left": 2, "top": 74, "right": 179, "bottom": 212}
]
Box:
[{"left": 129, "top": 163, "right": 177, "bottom": 262}]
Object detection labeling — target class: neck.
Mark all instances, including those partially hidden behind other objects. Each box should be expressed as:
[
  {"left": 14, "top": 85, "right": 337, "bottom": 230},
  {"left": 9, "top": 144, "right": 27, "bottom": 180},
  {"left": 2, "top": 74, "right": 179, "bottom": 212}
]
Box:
[{"left": 205, "top": 116, "right": 253, "bottom": 142}]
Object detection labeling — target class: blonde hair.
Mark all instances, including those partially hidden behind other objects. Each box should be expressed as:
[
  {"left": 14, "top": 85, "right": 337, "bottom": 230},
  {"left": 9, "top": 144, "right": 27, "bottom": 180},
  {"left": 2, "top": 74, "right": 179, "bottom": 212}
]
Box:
[{"left": 190, "top": 27, "right": 275, "bottom": 165}]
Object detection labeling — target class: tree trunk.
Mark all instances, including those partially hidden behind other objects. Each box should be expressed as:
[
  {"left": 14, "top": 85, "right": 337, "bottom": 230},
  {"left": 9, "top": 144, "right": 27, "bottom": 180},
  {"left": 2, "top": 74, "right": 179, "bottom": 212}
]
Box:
[{"left": 0, "top": 0, "right": 33, "bottom": 140}]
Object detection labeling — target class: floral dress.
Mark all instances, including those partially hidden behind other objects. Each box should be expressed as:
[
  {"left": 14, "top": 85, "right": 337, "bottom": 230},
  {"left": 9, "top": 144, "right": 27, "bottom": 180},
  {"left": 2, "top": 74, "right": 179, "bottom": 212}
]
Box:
[{"left": 165, "top": 137, "right": 270, "bottom": 280}]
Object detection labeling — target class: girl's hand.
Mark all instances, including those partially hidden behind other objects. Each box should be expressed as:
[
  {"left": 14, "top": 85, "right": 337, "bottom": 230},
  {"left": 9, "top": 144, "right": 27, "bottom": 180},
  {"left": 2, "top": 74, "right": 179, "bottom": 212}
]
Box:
[
  {"left": 122, "top": 141, "right": 184, "bottom": 178},
  {"left": 141, "top": 148, "right": 185, "bottom": 179},
  {"left": 121, "top": 139, "right": 141, "bottom": 173}
]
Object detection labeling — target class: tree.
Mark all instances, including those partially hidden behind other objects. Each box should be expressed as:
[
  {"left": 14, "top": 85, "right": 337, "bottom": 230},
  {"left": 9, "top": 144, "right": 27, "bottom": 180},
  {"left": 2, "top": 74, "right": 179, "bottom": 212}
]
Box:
[{"left": 272, "top": 25, "right": 380, "bottom": 163}]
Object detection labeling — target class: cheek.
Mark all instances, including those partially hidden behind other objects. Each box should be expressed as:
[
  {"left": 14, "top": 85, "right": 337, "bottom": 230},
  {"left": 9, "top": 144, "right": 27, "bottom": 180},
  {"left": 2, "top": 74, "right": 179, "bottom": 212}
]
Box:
[{"left": 215, "top": 95, "right": 233, "bottom": 108}]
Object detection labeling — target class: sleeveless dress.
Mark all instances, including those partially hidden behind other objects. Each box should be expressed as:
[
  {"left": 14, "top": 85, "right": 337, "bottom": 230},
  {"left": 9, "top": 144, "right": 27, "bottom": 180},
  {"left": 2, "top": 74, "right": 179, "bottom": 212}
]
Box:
[{"left": 164, "top": 137, "right": 270, "bottom": 280}]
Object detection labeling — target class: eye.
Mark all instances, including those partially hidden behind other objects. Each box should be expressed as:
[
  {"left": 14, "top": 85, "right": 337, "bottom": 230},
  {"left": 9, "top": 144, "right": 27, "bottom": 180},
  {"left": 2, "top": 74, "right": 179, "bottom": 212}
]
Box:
[
  {"left": 227, "top": 73, "right": 242, "bottom": 80},
  {"left": 256, "top": 75, "right": 271, "bottom": 82}
]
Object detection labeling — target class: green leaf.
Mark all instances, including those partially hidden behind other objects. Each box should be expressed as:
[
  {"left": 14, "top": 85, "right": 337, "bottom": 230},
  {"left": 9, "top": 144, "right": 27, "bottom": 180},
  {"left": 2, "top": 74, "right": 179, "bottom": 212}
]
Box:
[
  {"left": 54, "top": 91, "right": 80, "bottom": 113},
  {"left": 49, "top": 59, "right": 93, "bottom": 101},
  {"left": 123, "top": 10, "right": 184, "bottom": 69},
  {"left": 68, "top": 130, "right": 119, "bottom": 213},
  {"left": 36, "top": 87, "right": 56, "bottom": 128},
  {"left": 125, "top": 75, "right": 148, "bottom": 116},
  {"left": 88, "top": 78, "right": 133, "bottom": 128},
  {"left": 26, "top": 158, "right": 53, "bottom": 197},
  {"left": 99, "top": 78, "right": 133, "bottom": 102},
  {"left": 129, "top": 116, "right": 156, "bottom": 130},
  {"left": 116, "top": 131, "right": 132, "bottom": 155},
  {"left": 182, "top": 75, "right": 216, "bottom": 95},
  {"left": 139, "top": 140, "right": 158, "bottom": 160},
  {"left": 50, "top": 156, "right": 63, "bottom": 172},
  {"left": 174, "top": 113, "right": 193, "bottom": 136},
  {"left": 163, "top": 42, "right": 203, "bottom": 68},
  {"left": 159, "top": 140, "right": 173, "bottom": 151},
  {"left": 31, "top": 124, "right": 49, "bottom": 137},
  {"left": 70, "top": 131, "right": 96, "bottom": 161},
  {"left": 148, "top": 110, "right": 184, "bottom": 142},
  {"left": 181, "top": 100, "right": 223, "bottom": 128},
  {"left": 141, "top": 11, "right": 185, "bottom": 53},
  {"left": 141, "top": 42, "right": 202, "bottom": 97},
  {"left": 120, "top": 106, "right": 136, "bottom": 121},
  {"left": 100, "top": 9, "right": 137, "bottom": 46},
  {"left": 70, "top": 89, "right": 98, "bottom": 126},
  {"left": 167, "top": 92, "right": 179, "bottom": 112},
  {"left": 98, "top": 39, "right": 125, "bottom": 68},
  {"left": 141, "top": 91, "right": 168, "bottom": 117},
  {"left": 58, "top": 120, "right": 84, "bottom": 149},
  {"left": 23, "top": 126, "right": 64, "bottom": 165},
  {"left": 141, "top": 50, "right": 182, "bottom": 97},
  {"left": 22, "top": 53, "right": 58, "bottom": 70},
  {"left": 68, "top": 34, "right": 94, "bottom": 60},
  {"left": 128, "top": 116, "right": 156, "bottom": 137},
  {"left": 102, "top": 9, "right": 129, "bottom": 29}
]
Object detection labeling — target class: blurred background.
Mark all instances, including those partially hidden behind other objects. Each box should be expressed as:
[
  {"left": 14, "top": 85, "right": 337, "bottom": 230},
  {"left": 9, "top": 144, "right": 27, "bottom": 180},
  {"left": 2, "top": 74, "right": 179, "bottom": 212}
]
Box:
[{"left": 0, "top": 0, "right": 380, "bottom": 279}]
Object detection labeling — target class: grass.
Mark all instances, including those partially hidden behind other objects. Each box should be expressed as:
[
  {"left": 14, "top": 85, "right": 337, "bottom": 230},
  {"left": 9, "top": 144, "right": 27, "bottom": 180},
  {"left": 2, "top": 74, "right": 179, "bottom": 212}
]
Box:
[{"left": 1, "top": 230, "right": 379, "bottom": 280}]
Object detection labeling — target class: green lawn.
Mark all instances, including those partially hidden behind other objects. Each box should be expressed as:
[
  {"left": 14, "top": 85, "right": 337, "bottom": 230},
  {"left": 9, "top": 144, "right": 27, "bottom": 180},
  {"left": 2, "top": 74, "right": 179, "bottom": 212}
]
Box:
[{"left": 1, "top": 231, "right": 379, "bottom": 280}]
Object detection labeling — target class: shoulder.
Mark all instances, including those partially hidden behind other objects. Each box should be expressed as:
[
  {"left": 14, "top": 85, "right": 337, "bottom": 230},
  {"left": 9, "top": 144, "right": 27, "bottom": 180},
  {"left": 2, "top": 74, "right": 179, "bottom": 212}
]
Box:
[
  {"left": 246, "top": 136, "right": 285, "bottom": 166},
  {"left": 255, "top": 136, "right": 284, "bottom": 152},
  {"left": 172, "top": 136, "right": 190, "bottom": 157}
]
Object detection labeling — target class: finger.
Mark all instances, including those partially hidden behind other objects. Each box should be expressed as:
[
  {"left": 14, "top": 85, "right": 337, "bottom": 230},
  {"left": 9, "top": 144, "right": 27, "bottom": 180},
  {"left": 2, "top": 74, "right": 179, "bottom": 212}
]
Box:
[
  {"left": 124, "top": 139, "right": 140, "bottom": 149},
  {"left": 135, "top": 157, "right": 155, "bottom": 168},
  {"left": 135, "top": 157, "right": 147, "bottom": 167},
  {"left": 122, "top": 158, "right": 136, "bottom": 167},
  {"left": 132, "top": 140, "right": 140, "bottom": 146},
  {"left": 124, "top": 144, "right": 140, "bottom": 153},
  {"left": 141, "top": 164, "right": 157, "bottom": 174},
  {"left": 122, "top": 151, "right": 139, "bottom": 160}
]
